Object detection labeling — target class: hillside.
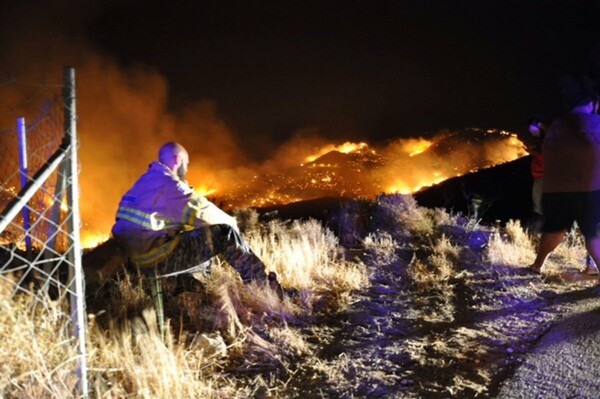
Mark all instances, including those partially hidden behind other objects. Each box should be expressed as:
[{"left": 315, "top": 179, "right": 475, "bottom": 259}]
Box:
[
  {"left": 214, "top": 128, "right": 527, "bottom": 209},
  {"left": 253, "top": 155, "right": 534, "bottom": 229},
  {"left": 77, "top": 194, "right": 596, "bottom": 397}
]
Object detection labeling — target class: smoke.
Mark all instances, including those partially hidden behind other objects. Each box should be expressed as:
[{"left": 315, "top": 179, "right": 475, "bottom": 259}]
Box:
[
  {"left": 0, "top": 2, "right": 529, "bottom": 245},
  {"left": 260, "top": 128, "right": 333, "bottom": 170},
  {"left": 0, "top": 1, "right": 253, "bottom": 237},
  {"left": 374, "top": 130, "right": 528, "bottom": 193}
]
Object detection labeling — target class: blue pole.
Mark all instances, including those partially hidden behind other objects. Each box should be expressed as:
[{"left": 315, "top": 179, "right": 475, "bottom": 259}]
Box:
[{"left": 17, "top": 117, "right": 32, "bottom": 255}]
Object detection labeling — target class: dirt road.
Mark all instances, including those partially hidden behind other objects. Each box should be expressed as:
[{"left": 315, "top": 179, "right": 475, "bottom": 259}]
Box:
[
  {"left": 281, "top": 246, "right": 600, "bottom": 398},
  {"left": 496, "top": 285, "right": 600, "bottom": 399}
]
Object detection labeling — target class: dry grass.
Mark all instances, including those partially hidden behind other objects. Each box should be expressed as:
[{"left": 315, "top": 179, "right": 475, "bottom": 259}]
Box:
[
  {"left": 1, "top": 217, "right": 368, "bottom": 398},
  {"left": 548, "top": 226, "right": 587, "bottom": 273},
  {"left": 373, "top": 194, "right": 435, "bottom": 238},
  {"left": 486, "top": 220, "right": 587, "bottom": 275},
  {"left": 487, "top": 220, "right": 535, "bottom": 267},
  {"left": 245, "top": 218, "right": 368, "bottom": 307},
  {"left": 2, "top": 196, "right": 595, "bottom": 398},
  {"left": 0, "top": 281, "right": 79, "bottom": 398},
  {"left": 87, "top": 309, "right": 227, "bottom": 398},
  {"left": 363, "top": 231, "right": 399, "bottom": 264},
  {"left": 408, "top": 233, "right": 460, "bottom": 289}
]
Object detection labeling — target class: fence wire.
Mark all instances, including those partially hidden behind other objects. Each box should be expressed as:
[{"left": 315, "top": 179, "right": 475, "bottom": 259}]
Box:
[
  {"left": 0, "top": 69, "right": 88, "bottom": 397},
  {"left": 0, "top": 95, "right": 73, "bottom": 299}
]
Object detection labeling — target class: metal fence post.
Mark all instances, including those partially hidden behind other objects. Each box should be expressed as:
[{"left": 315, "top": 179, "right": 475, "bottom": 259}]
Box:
[
  {"left": 63, "top": 66, "right": 89, "bottom": 398},
  {"left": 17, "top": 117, "right": 32, "bottom": 256}
]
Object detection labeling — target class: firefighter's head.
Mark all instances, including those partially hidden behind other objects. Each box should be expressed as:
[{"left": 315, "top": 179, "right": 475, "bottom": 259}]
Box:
[{"left": 159, "top": 142, "right": 189, "bottom": 180}]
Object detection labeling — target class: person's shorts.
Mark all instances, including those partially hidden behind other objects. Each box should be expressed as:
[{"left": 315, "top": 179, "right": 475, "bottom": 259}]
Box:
[{"left": 542, "top": 190, "right": 600, "bottom": 238}]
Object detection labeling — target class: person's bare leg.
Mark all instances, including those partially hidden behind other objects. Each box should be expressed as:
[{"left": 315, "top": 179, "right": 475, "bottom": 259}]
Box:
[
  {"left": 584, "top": 236, "right": 600, "bottom": 275},
  {"left": 531, "top": 231, "right": 567, "bottom": 272}
]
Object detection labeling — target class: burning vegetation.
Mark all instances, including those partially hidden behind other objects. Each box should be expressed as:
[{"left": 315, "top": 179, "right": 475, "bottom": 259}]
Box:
[
  {"left": 208, "top": 128, "right": 527, "bottom": 209},
  {"left": 77, "top": 128, "right": 526, "bottom": 247}
]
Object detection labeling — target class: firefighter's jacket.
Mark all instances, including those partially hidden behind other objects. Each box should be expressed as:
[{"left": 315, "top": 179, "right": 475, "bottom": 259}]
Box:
[{"left": 111, "top": 161, "right": 237, "bottom": 267}]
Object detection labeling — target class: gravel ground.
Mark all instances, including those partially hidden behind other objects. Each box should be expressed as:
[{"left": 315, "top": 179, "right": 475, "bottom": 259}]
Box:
[
  {"left": 496, "top": 285, "right": 600, "bottom": 399},
  {"left": 280, "top": 244, "right": 600, "bottom": 398}
]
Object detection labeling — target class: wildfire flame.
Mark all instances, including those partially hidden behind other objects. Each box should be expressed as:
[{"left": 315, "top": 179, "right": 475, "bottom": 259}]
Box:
[
  {"left": 39, "top": 192, "right": 69, "bottom": 212},
  {"left": 81, "top": 232, "right": 110, "bottom": 249},
  {"left": 194, "top": 185, "right": 216, "bottom": 197},
  {"left": 402, "top": 138, "right": 433, "bottom": 157},
  {"left": 214, "top": 129, "right": 527, "bottom": 209},
  {"left": 386, "top": 171, "right": 448, "bottom": 194},
  {"left": 304, "top": 141, "right": 371, "bottom": 163},
  {"left": 77, "top": 128, "right": 527, "bottom": 248}
]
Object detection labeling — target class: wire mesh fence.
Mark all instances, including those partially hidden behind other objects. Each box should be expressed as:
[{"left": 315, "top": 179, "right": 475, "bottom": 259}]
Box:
[{"left": 0, "top": 68, "right": 88, "bottom": 397}]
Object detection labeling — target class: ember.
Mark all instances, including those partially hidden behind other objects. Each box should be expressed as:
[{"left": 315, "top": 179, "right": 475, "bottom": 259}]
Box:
[{"left": 215, "top": 128, "right": 527, "bottom": 209}]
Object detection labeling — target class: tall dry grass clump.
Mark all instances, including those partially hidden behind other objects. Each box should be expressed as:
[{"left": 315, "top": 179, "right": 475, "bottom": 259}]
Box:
[
  {"left": 245, "top": 218, "right": 368, "bottom": 307},
  {"left": 486, "top": 220, "right": 588, "bottom": 274},
  {"left": 363, "top": 231, "right": 399, "bottom": 264},
  {"left": 0, "top": 279, "right": 79, "bottom": 398},
  {"left": 373, "top": 194, "right": 435, "bottom": 240},
  {"left": 368, "top": 194, "right": 461, "bottom": 287},
  {"left": 486, "top": 220, "right": 535, "bottom": 267},
  {"left": 2, "top": 215, "right": 368, "bottom": 398},
  {"left": 87, "top": 310, "right": 233, "bottom": 398},
  {"left": 409, "top": 234, "right": 460, "bottom": 287},
  {"left": 549, "top": 225, "right": 587, "bottom": 272}
]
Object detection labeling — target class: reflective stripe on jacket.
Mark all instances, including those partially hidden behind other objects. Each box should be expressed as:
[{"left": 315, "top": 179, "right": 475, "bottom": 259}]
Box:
[
  {"left": 111, "top": 162, "right": 237, "bottom": 266},
  {"left": 116, "top": 207, "right": 181, "bottom": 231}
]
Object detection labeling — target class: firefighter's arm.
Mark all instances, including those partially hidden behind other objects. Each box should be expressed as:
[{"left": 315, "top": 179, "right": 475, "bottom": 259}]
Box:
[
  {"left": 185, "top": 195, "right": 239, "bottom": 232},
  {"left": 197, "top": 200, "right": 239, "bottom": 231}
]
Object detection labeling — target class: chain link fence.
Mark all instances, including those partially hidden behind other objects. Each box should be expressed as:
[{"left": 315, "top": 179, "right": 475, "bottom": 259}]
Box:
[{"left": 0, "top": 68, "right": 88, "bottom": 397}]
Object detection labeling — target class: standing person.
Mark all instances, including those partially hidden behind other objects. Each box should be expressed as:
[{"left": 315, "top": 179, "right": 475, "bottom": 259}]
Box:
[
  {"left": 528, "top": 116, "right": 546, "bottom": 232},
  {"left": 108, "top": 142, "right": 288, "bottom": 297},
  {"left": 530, "top": 77, "right": 600, "bottom": 275}
]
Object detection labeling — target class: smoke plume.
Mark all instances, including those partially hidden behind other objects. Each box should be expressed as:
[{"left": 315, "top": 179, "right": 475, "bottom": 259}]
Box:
[{"left": 0, "top": 1, "right": 254, "bottom": 241}]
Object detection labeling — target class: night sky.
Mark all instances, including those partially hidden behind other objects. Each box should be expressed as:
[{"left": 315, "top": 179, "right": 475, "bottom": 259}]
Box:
[
  {"left": 86, "top": 0, "right": 600, "bottom": 152},
  {"left": 2, "top": 0, "right": 600, "bottom": 159},
  {"left": 2, "top": 0, "right": 600, "bottom": 236}
]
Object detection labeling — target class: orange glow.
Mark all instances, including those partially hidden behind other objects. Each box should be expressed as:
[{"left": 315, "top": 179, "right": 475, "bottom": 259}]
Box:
[
  {"left": 73, "top": 128, "right": 527, "bottom": 241},
  {"left": 304, "top": 141, "right": 370, "bottom": 163},
  {"left": 386, "top": 181, "right": 412, "bottom": 195},
  {"left": 81, "top": 232, "right": 109, "bottom": 249},
  {"left": 40, "top": 193, "right": 69, "bottom": 212},
  {"left": 386, "top": 172, "right": 448, "bottom": 195},
  {"left": 194, "top": 185, "right": 216, "bottom": 197},
  {"left": 403, "top": 138, "right": 433, "bottom": 157}
]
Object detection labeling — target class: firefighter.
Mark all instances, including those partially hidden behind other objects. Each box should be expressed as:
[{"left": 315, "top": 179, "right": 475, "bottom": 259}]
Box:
[{"left": 110, "top": 142, "right": 286, "bottom": 297}]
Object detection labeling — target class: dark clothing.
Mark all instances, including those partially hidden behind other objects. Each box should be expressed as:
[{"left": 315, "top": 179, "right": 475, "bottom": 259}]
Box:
[
  {"left": 542, "top": 190, "right": 600, "bottom": 238},
  {"left": 154, "top": 224, "right": 267, "bottom": 284}
]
